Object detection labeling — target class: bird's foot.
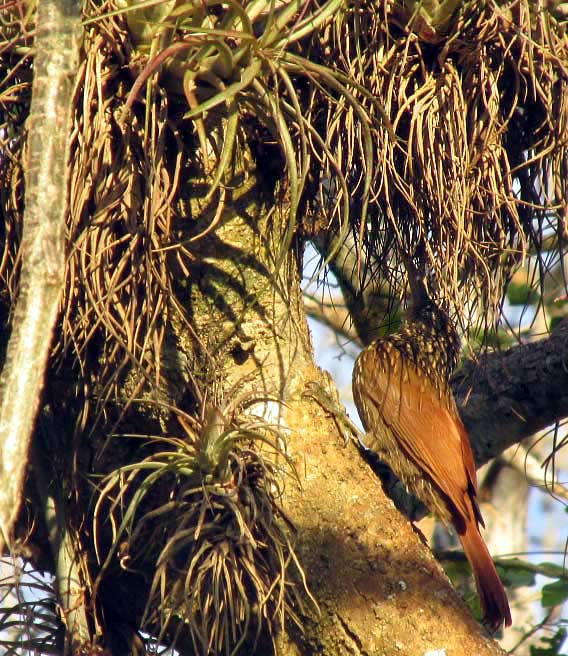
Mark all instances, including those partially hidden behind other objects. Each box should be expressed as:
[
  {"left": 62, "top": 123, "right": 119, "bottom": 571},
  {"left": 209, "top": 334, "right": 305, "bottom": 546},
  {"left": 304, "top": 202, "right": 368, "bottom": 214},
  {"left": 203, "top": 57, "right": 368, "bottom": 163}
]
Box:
[{"left": 303, "top": 376, "right": 362, "bottom": 447}]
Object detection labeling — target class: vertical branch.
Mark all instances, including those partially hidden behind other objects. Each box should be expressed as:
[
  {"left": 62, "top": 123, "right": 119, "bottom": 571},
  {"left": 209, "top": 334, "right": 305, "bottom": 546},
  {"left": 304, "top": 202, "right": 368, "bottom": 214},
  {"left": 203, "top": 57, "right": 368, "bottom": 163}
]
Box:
[
  {"left": 0, "top": 0, "right": 81, "bottom": 548},
  {"left": 33, "top": 429, "right": 91, "bottom": 652}
]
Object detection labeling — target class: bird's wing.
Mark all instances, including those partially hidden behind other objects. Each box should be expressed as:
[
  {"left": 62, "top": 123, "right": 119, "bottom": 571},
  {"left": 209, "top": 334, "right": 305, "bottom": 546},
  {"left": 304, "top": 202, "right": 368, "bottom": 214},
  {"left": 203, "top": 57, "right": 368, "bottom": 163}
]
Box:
[{"left": 359, "top": 344, "right": 478, "bottom": 524}]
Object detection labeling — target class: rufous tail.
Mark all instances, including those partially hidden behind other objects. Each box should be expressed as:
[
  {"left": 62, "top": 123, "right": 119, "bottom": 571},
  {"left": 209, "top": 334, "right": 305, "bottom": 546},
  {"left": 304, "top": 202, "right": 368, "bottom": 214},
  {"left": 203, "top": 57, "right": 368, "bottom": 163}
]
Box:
[{"left": 459, "top": 521, "right": 512, "bottom": 632}]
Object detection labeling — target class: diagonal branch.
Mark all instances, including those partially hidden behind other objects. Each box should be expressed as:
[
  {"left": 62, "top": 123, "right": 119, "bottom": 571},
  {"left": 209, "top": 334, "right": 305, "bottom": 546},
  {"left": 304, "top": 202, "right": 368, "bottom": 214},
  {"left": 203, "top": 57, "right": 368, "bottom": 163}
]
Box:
[{"left": 454, "top": 318, "right": 568, "bottom": 466}]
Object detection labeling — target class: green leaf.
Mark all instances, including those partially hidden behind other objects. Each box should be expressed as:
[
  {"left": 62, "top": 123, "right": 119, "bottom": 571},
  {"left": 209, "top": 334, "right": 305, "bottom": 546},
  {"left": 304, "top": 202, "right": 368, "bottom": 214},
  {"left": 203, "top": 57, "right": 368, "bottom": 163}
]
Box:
[
  {"left": 507, "top": 281, "right": 539, "bottom": 306},
  {"left": 535, "top": 561, "right": 568, "bottom": 578},
  {"left": 530, "top": 628, "right": 567, "bottom": 656},
  {"left": 541, "top": 579, "right": 568, "bottom": 608},
  {"left": 501, "top": 563, "right": 536, "bottom": 589},
  {"left": 443, "top": 559, "right": 471, "bottom": 582}
]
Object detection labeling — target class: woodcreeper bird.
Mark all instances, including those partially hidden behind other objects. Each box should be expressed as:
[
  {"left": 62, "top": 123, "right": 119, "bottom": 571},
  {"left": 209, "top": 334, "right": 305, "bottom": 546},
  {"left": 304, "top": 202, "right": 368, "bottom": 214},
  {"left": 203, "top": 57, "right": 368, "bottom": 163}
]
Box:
[{"left": 352, "top": 266, "right": 511, "bottom": 631}]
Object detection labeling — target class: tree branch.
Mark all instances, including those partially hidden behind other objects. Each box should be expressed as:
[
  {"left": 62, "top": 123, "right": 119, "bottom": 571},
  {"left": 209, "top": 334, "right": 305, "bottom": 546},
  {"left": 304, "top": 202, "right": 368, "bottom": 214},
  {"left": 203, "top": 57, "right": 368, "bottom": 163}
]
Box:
[
  {"left": 0, "top": 0, "right": 80, "bottom": 548},
  {"left": 303, "top": 293, "right": 354, "bottom": 342},
  {"left": 309, "top": 232, "right": 401, "bottom": 343},
  {"left": 454, "top": 318, "right": 568, "bottom": 466}
]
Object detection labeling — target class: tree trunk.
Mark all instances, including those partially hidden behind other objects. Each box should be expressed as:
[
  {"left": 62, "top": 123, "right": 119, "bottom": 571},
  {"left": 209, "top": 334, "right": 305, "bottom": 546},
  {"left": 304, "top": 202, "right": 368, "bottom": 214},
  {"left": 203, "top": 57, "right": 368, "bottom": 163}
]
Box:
[{"left": 180, "top": 150, "right": 507, "bottom": 654}]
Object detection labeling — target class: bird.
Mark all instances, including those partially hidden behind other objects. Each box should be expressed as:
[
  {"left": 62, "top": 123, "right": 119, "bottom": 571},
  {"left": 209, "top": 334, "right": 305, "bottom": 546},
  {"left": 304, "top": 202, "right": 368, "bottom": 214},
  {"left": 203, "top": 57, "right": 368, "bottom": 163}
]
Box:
[{"left": 352, "top": 261, "right": 511, "bottom": 632}]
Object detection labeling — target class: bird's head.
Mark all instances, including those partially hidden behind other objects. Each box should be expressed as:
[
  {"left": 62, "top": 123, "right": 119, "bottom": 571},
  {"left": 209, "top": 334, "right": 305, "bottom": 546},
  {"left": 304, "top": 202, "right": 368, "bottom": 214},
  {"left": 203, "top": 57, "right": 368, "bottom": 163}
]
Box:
[{"left": 402, "top": 255, "right": 461, "bottom": 370}]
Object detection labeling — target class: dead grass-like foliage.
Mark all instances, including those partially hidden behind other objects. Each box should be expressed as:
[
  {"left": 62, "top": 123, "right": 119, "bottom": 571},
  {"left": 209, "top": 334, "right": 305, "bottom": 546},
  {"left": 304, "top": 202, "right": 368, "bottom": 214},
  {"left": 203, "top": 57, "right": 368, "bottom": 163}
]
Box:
[
  {"left": 94, "top": 401, "right": 311, "bottom": 655},
  {"left": 0, "top": 0, "right": 33, "bottom": 303},
  {"left": 61, "top": 2, "right": 191, "bottom": 431},
  {"left": 311, "top": 0, "right": 568, "bottom": 334},
  {"left": 2, "top": 2, "right": 567, "bottom": 400}
]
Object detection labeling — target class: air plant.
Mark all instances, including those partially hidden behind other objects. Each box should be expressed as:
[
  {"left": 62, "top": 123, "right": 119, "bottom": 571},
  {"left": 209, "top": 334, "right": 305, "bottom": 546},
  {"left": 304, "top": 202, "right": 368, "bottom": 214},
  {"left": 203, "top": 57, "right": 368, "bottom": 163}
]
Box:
[{"left": 94, "top": 393, "right": 313, "bottom": 655}]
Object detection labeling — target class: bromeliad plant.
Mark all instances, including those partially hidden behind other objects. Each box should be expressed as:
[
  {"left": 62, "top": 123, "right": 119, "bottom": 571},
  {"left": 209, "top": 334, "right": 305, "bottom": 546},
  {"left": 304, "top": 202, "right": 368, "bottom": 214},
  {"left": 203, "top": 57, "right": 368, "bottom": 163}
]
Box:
[
  {"left": 100, "top": 0, "right": 373, "bottom": 252},
  {"left": 94, "top": 395, "right": 313, "bottom": 654},
  {"left": 102, "top": 0, "right": 375, "bottom": 265}
]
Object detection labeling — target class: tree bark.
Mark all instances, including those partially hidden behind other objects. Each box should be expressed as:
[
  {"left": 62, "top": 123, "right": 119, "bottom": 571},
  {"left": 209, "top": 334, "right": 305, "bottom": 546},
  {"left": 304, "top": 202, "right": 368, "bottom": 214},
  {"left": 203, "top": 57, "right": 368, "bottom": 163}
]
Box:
[{"left": 454, "top": 318, "right": 568, "bottom": 466}]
